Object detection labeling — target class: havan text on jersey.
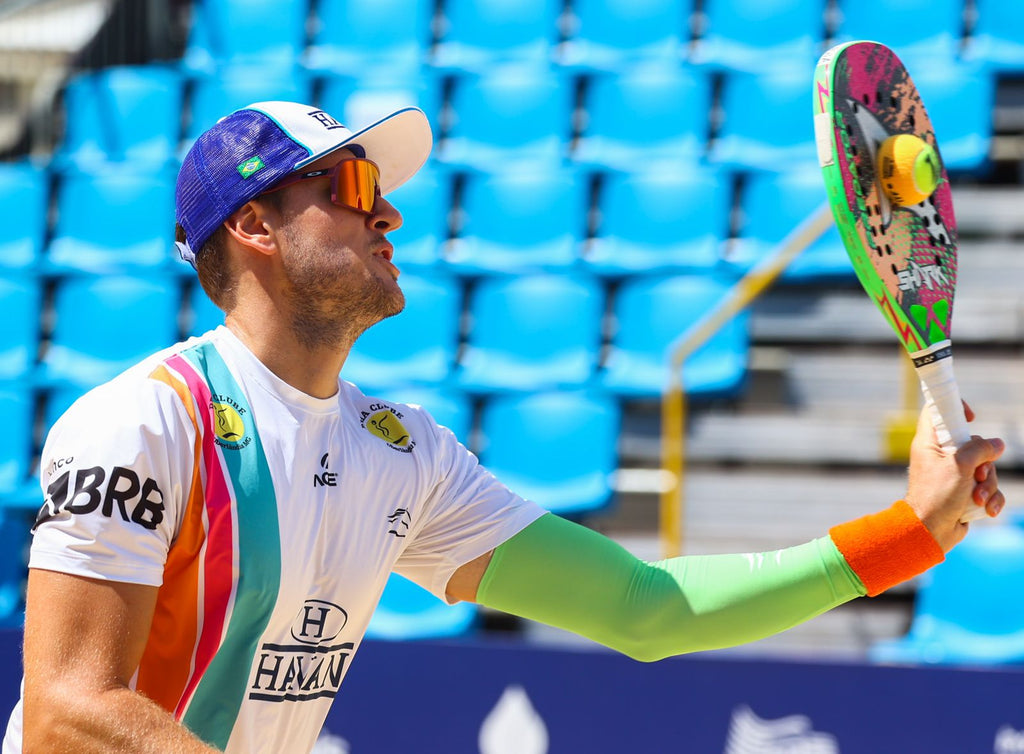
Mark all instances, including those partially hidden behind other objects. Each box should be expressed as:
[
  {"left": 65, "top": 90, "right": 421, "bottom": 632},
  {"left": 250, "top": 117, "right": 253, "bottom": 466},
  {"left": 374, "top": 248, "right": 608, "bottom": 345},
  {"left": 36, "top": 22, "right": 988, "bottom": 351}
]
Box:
[{"left": 249, "top": 599, "right": 354, "bottom": 703}]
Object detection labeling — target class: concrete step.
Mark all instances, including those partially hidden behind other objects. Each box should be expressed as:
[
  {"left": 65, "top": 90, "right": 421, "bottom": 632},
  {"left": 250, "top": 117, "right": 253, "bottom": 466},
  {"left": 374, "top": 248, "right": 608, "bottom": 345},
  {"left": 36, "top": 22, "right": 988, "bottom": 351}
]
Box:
[
  {"left": 601, "top": 466, "right": 1024, "bottom": 556},
  {"left": 753, "top": 289, "right": 1024, "bottom": 346},
  {"left": 753, "top": 240, "right": 1024, "bottom": 344},
  {"left": 621, "top": 407, "right": 1024, "bottom": 469},
  {"left": 953, "top": 186, "right": 1024, "bottom": 239},
  {"left": 780, "top": 348, "right": 1024, "bottom": 414}
]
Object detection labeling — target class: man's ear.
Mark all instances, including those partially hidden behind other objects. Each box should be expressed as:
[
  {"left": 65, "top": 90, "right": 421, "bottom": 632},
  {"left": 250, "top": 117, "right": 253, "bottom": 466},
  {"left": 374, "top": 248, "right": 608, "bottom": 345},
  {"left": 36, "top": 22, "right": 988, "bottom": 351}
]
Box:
[{"left": 222, "top": 201, "right": 278, "bottom": 259}]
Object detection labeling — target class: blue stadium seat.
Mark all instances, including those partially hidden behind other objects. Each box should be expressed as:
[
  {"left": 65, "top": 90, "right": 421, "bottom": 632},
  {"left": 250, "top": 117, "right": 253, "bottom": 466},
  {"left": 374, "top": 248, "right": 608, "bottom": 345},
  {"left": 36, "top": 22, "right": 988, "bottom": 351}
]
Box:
[
  {"left": 689, "top": 0, "right": 824, "bottom": 72},
  {"left": 583, "top": 166, "right": 729, "bottom": 275},
  {"left": 0, "top": 162, "right": 48, "bottom": 271},
  {"left": 445, "top": 167, "right": 586, "bottom": 274},
  {"left": 41, "top": 275, "right": 181, "bottom": 389},
  {"left": 305, "top": 0, "right": 432, "bottom": 76},
  {"left": 914, "top": 62, "right": 994, "bottom": 172},
  {"left": 601, "top": 273, "right": 749, "bottom": 398},
  {"left": 341, "top": 272, "right": 461, "bottom": 388},
  {"left": 46, "top": 165, "right": 177, "bottom": 274},
  {"left": 437, "top": 65, "right": 573, "bottom": 170},
  {"left": 183, "top": 0, "right": 309, "bottom": 73},
  {"left": 431, "top": 0, "right": 560, "bottom": 72},
  {"left": 559, "top": 0, "right": 690, "bottom": 71},
  {"left": 710, "top": 68, "right": 818, "bottom": 171},
  {"left": 965, "top": 0, "right": 1024, "bottom": 71},
  {"left": 57, "top": 65, "right": 183, "bottom": 168},
  {"left": 0, "top": 388, "right": 36, "bottom": 507},
  {"left": 478, "top": 390, "right": 620, "bottom": 516},
  {"left": 366, "top": 573, "right": 477, "bottom": 640},
  {"left": 729, "top": 167, "right": 850, "bottom": 281},
  {"left": 832, "top": 0, "right": 963, "bottom": 68},
  {"left": 187, "top": 283, "right": 224, "bottom": 338},
  {"left": 363, "top": 384, "right": 474, "bottom": 446},
  {"left": 318, "top": 72, "right": 444, "bottom": 139},
  {"left": 380, "top": 163, "right": 450, "bottom": 272},
  {"left": 0, "top": 276, "right": 40, "bottom": 382},
  {"left": 184, "top": 65, "right": 313, "bottom": 149},
  {"left": 573, "top": 63, "right": 712, "bottom": 169},
  {"left": 871, "top": 525, "right": 1024, "bottom": 666},
  {"left": 457, "top": 274, "right": 604, "bottom": 393}
]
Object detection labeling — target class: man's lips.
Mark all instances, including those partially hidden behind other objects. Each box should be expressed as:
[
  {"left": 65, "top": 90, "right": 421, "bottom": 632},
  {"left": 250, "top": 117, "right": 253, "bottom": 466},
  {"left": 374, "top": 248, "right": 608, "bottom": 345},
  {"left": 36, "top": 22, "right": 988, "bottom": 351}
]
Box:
[{"left": 374, "top": 242, "right": 399, "bottom": 278}]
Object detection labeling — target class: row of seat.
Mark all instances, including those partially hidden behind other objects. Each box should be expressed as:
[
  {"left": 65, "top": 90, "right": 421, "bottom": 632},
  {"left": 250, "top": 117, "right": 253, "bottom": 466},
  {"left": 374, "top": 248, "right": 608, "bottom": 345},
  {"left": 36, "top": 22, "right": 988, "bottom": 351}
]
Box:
[
  {"left": 55, "top": 58, "right": 994, "bottom": 175},
  {"left": 0, "top": 157, "right": 869, "bottom": 280},
  {"left": 181, "top": 0, "right": 1024, "bottom": 77},
  {"left": 0, "top": 271, "right": 751, "bottom": 399},
  {"left": 0, "top": 382, "right": 622, "bottom": 516}
]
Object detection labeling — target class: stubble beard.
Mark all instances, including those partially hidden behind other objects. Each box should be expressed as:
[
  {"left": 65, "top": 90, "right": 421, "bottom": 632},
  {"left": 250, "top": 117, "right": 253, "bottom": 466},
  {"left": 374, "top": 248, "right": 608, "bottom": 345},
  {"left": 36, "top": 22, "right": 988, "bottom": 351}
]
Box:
[{"left": 282, "top": 238, "right": 405, "bottom": 353}]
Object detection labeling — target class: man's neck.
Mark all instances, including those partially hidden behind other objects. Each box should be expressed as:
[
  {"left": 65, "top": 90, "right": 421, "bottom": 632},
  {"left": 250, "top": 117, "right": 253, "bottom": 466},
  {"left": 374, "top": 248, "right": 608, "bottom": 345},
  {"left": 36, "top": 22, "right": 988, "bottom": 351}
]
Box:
[{"left": 224, "top": 312, "right": 351, "bottom": 400}]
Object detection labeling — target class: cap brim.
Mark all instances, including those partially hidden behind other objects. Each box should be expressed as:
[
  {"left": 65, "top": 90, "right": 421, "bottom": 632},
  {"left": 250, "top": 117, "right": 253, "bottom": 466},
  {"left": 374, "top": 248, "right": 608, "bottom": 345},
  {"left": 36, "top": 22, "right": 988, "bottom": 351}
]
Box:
[{"left": 295, "top": 107, "right": 433, "bottom": 195}]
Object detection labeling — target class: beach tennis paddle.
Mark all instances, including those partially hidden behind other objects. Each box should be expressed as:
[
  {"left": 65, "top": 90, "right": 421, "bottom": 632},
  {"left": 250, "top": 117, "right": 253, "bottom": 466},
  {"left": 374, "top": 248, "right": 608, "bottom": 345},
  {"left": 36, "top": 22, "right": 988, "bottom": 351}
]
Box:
[{"left": 813, "top": 40, "right": 984, "bottom": 523}]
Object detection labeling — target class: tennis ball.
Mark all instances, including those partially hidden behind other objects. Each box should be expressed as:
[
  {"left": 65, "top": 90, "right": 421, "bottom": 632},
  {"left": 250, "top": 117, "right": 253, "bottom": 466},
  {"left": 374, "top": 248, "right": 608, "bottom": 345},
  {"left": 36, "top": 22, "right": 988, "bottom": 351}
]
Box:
[{"left": 877, "top": 134, "right": 941, "bottom": 206}]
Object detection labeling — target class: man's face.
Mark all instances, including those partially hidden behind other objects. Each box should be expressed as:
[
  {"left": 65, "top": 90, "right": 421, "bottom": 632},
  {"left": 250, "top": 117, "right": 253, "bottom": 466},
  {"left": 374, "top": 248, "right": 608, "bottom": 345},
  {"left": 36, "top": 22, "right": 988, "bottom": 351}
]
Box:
[{"left": 266, "top": 149, "right": 406, "bottom": 348}]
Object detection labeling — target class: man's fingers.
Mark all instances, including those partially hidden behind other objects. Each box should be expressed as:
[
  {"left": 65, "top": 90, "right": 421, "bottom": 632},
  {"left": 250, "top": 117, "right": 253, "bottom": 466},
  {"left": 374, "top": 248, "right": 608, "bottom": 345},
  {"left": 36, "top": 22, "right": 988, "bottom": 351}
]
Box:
[
  {"left": 956, "top": 436, "right": 1006, "bottom": 469},
  {"left": 974, "top": 462, "right": 991, "bottom": 483},
  {"left": 963, "top": 400, "right": 975, "bottom": 422},
  {"left": 986, "top": 489, "right": 1006, "bottom": 518},
  {"left": 968, "top": 448, "right": 1006, "bottom": 518},
  {"left": 914, "top": 404, "right": 939, "bottom": 446}
]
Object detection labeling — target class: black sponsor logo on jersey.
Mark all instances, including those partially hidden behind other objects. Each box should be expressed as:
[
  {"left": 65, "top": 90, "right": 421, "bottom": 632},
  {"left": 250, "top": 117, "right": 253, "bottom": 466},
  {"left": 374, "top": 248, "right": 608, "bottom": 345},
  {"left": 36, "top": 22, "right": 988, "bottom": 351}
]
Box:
[
  {"left": 387, "top": 508, "right": 411, "bottom": 537},
  {"left": 35, "top": 465, "right": 165, "bottom": 531},
  {"left": 313, "top": 453, "right": 337, "bottom": 488},
  {"left": 45, "top": 456, "right": 74, "bottom": 476},
  {"left": 359, "top": 402, "right": 415, "bottom": 453},
  {"left": 249, "top": 599, "right": 353, "bottom": 704},
  {"left": 209, "top": 393, "right": 252, "bottom": 450}
]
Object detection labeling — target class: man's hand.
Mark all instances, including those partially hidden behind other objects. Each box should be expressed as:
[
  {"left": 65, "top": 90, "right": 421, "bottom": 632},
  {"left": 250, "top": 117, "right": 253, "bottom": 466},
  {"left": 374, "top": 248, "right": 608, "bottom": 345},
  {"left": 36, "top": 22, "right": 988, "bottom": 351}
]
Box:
[{"left": 905, "top": 403, "right": 1006, "bottom": 553}]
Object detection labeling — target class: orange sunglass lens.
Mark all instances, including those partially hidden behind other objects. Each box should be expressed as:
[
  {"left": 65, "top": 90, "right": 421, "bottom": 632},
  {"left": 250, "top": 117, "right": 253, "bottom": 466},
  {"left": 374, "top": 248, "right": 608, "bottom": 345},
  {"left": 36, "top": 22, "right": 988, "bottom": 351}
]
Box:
[{"left": 333, "top": 160, "right": 381, "bottom": 213}]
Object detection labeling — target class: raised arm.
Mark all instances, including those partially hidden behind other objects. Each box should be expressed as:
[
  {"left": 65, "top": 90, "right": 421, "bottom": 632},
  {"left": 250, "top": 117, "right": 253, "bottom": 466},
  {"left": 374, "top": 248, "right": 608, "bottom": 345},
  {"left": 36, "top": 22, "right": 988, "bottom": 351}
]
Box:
[
  {"left": 448, "top": 408, "right": 1005, "bottom": 660},
  {"left": 22, "top": 569, "right": 219, "bottom": 753}
]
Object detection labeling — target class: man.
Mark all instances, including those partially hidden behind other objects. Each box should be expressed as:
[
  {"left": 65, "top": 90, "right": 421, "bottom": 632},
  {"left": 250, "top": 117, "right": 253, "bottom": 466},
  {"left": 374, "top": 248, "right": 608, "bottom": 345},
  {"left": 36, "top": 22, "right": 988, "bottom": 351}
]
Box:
[{"left": 3, "top": 101, "right": 1006, "bottom": 753}]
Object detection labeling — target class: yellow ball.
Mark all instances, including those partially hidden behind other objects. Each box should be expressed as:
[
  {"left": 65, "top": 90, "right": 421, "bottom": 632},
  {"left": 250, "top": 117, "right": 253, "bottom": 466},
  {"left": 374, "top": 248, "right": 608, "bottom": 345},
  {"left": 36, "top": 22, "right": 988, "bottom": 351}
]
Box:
[{"left": 877, "top": 134, "right": 941, "bottom": 206}]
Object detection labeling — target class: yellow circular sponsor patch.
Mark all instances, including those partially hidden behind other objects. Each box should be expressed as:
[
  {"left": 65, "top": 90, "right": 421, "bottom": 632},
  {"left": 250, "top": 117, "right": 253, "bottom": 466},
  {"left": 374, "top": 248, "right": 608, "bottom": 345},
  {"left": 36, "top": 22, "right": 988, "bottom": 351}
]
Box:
[
  {"left": 365, "top": 410, "right": 410, "bottom": 447},
  {"left": 212, "top": 402, "right": 246, "bottom": 444}
]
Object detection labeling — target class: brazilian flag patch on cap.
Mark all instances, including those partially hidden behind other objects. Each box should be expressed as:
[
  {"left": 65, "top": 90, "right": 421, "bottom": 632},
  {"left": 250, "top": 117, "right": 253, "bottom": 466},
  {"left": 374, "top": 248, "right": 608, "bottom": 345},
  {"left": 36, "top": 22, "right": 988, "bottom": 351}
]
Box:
[{"left": 237, "top": 155, "right": 266, "bottom": 179}]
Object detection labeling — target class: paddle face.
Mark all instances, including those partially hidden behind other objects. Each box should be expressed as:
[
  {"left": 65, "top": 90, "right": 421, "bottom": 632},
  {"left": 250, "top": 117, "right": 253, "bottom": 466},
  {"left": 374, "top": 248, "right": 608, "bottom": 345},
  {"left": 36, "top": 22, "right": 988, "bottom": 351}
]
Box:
[{"left": 813, "top": 41, "right": 958, "bottom": 355}]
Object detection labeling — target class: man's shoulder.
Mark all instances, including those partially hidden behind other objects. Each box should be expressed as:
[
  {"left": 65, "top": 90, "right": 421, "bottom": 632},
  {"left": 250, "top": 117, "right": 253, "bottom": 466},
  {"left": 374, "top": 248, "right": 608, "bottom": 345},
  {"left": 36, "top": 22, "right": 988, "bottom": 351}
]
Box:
[
  {"left": 53, "top": 334, "right": 219, "bottom": 431},
  {"left": 338, "top": 381, "right": 443, "bottom": 454}
]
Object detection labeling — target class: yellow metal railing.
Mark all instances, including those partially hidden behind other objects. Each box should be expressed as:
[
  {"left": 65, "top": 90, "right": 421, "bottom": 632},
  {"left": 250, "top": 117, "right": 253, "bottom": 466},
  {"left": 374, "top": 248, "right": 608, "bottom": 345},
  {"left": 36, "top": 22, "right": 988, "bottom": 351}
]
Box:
[
  {"left": 659, "top": 204, "right": 836, "bottom": 558},
  {"left": 882, "top": 347, "right": 923, "bottom": 463}
]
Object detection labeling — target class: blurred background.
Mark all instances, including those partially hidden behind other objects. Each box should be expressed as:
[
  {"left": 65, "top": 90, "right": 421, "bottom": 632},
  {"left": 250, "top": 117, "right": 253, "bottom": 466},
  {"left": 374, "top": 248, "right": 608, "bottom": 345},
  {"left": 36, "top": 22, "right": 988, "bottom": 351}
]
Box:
[{"left": 0, "top": 1, "right": 1023, "bottom": 748}]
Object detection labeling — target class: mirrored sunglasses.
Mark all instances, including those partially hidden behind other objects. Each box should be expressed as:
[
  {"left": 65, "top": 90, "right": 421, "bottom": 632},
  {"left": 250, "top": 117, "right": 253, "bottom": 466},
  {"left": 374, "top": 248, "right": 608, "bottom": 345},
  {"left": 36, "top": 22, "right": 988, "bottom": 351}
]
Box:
[{"left": 264, "top": 157, "right": 382, "bottom": 214}]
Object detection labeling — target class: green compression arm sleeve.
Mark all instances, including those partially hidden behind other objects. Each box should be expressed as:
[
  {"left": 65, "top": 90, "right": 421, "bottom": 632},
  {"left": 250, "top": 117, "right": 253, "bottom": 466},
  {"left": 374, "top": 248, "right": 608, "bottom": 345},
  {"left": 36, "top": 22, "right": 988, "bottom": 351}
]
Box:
[{"left": 476, "top": 514, "right": 867, "bottom": 662}]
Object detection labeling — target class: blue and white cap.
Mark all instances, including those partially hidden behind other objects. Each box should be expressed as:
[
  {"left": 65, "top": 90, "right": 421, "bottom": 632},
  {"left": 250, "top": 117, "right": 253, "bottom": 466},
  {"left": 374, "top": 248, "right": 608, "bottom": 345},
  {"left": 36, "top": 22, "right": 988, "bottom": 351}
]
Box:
[{"left": 175, "top": 101, "right": 433, "bottom": 267}]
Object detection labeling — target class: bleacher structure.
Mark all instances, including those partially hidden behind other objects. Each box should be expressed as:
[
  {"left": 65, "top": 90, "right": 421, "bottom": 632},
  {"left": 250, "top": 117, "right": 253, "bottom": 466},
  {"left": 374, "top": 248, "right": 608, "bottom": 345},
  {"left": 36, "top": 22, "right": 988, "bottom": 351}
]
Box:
[{"left": 0, "top": 0, "right": 1022, "bottom": 659}]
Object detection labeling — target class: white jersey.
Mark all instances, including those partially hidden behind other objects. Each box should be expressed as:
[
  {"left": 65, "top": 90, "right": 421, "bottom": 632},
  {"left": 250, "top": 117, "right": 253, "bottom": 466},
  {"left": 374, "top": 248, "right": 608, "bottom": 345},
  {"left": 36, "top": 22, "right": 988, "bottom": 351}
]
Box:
[{"left": 3, "top": 326, "right": 545, "bottom": 753}]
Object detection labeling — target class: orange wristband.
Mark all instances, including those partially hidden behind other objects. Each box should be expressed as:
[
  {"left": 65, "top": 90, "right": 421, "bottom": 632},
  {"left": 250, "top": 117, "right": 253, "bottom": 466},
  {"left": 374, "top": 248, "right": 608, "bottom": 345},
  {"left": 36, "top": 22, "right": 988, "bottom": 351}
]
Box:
[{"left": 829, "top": 500, "right": 945, "bottom": 597}]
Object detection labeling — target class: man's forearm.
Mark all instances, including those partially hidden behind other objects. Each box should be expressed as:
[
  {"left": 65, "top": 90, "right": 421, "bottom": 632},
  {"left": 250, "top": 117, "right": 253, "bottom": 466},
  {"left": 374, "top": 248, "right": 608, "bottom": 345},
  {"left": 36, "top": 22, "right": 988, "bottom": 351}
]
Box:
[
  {"left": 25, "top": 684, "right": 221, "bottom": 754},
  {"left": 476, "top": 513, "right": 866, "bottom": 661},
  {"left": 477, "top": 506, "right": 947, "bottom": 662}
]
